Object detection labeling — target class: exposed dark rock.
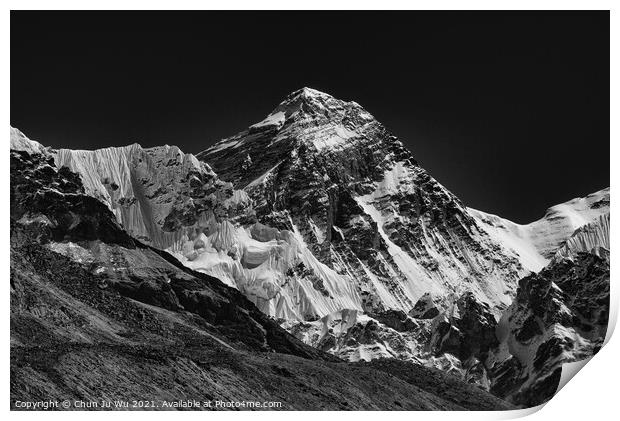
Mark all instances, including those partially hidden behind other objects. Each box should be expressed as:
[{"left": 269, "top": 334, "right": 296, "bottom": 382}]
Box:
[
  {"left": 371, "top": 310, "right": 419, "bottom": 332},
  {"left": 10, "top": 150, "right": 136, "bottom": 247},
  {"left": 487, "top": 250, "right": 610, "bottom": 407},
  {"left": 410, "top": 298, "right": 441, "bottom": 319},
  {"left": 429, "top": 292, "right": 498, "bottom": 362}
]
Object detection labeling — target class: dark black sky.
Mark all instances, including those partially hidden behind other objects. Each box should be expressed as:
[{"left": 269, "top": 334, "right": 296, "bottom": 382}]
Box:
[{"left": 11, "top": 11, "right": 609, "bottom": 223}]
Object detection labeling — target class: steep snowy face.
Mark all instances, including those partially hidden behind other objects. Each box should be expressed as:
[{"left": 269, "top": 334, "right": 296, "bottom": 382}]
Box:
[
  {"left": 198, "top": 87, "right": 524, "bottom": 319},
  {"left": 470, "top": 188, "right": 609, "bottom": 272},
  {"left": 169, "top": 221, "right": 365, "bottom": 319},
  {"left": 51, "top": 143, "right": 252, "bottom": 248},
  {"left": 553, "top": 212, "right": 609, "bottom": 260}
]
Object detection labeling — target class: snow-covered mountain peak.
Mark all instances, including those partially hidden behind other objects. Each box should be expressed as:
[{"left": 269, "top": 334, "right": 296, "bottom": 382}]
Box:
[
  {"left": 201, "top": 90, "right": 387, "bottom": 188},
  {"left": 291, "top": 86, "right": 334, "bottom": 100},
  {"left": 274, "top": 87, "right": 348, "bottom": 112},
  {"left": 198, "top": 94, "right": 531, "bottom": 317},
  {"left": 218, "top": 88, "right": 377, "bottom": 154},
  {"left": 10, "top": 116, "right": 610, "bottom": 403},
  {"left": 279, "top": 86, "right": 372, "bottom": 120}
]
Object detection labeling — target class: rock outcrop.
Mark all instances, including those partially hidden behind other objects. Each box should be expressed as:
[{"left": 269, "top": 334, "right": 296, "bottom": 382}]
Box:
[{"left": 486, "top": 216, "right": 610, "bottom": 407}]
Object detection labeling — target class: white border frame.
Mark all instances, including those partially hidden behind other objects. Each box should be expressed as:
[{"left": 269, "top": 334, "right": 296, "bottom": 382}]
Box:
[{"left": 2, "top": 2, "right": 616, "bottom": 420}]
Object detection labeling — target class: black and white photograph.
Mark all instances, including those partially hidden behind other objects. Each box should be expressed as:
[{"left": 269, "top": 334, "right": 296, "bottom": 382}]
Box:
[{"left": 7, "top": 6, "right": 614, "bottom": 415}]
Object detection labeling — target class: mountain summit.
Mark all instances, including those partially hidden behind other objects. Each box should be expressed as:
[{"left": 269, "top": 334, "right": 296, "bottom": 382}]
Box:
[
  {"left": 200, "top": 87, "right": 378, "bottom": 171},
  {"left": 197, "top": 89, "right": 529, "bottom": 319},
  {"left": 250, "top": 87, "right": 367, "bottom": 131},
  {"left": 9, "top": 88, "right": 609, "bottom": 406}
]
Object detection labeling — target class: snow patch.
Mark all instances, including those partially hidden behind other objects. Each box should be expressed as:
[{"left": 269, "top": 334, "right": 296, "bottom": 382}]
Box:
[
  {"left": 312, "top": 125, "right": 358, "bottom": 150},
  {"left": 250, "top": 111, "right": 286, "bottom": 129}
]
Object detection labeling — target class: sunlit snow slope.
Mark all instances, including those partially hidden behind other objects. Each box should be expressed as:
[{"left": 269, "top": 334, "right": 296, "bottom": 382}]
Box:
[{"left": 469, "top": 188, "right": 609, "bottom": 272}]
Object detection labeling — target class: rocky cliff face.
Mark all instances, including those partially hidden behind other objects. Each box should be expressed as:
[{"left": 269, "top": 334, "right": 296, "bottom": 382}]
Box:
[
  {"left": 486, "top": 214, "right": 610, "bottom": 407},
  {"left": 282, "top": 290, "right": 501, "bottom": 390},
  {"left": 281, "top": 210, "right": 611, "bottom": 406}
]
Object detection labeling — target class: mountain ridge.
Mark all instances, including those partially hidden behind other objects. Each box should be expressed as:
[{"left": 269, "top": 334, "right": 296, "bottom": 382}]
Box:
[
  {"left": 9, "top": 84, "right": 609, "bottom": 322},
  {"left": 9, "top": 87, "right": 610, "bottom": 407},
  {"left": 9, "top": 142, "right": 515, "bottom": 411}
]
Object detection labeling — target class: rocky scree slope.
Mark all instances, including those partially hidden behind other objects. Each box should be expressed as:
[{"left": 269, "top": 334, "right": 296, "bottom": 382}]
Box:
[{"left": 10, "top": 147, "right": 514, "bottom": 411}]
